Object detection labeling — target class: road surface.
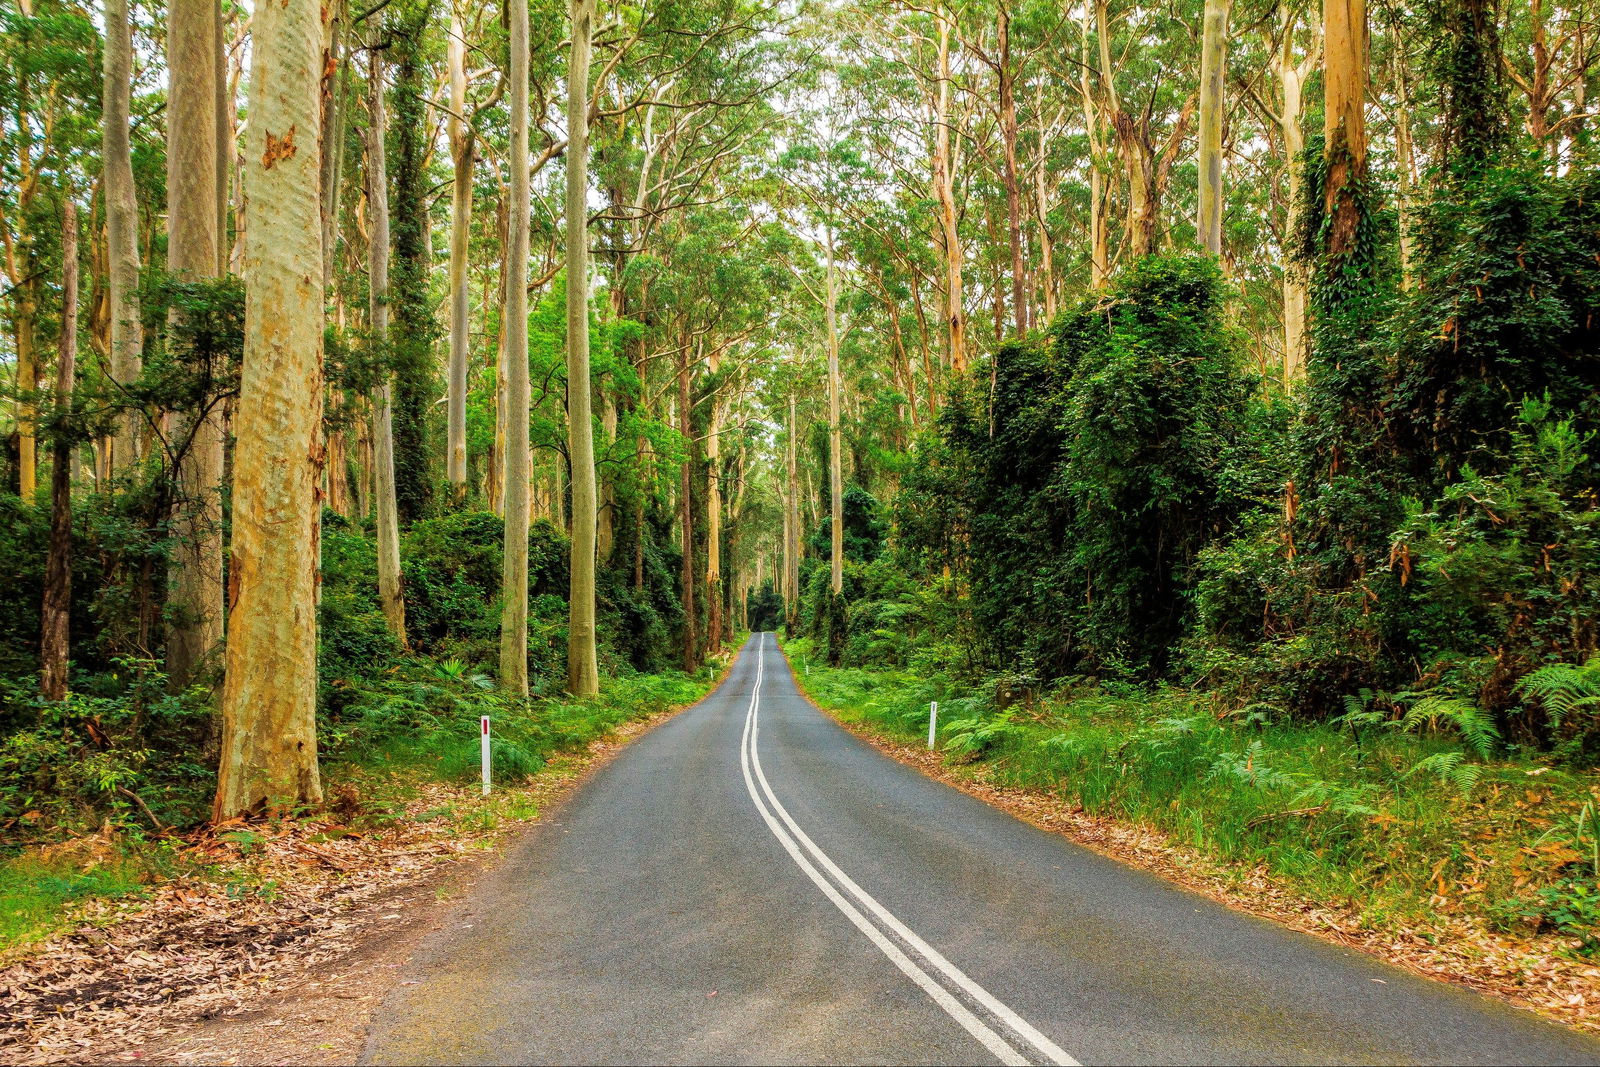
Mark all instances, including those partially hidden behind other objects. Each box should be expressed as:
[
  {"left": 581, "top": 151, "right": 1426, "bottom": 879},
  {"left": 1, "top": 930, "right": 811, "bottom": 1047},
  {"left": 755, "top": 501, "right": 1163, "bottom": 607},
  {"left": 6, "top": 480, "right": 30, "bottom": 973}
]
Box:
[{"left": 363, "top": 634, "right": 1600, "bottom": 1065}]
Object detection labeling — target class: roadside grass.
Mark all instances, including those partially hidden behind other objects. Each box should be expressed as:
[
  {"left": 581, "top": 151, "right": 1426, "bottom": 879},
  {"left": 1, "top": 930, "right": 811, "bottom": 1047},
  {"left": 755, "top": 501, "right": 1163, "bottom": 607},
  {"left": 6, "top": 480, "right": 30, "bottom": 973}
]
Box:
[
  {"left": 0, "top": 661, "right": 720, "bottom": 959},
  {"left": 784, "top": 638, "right": 1600, "bottom": 955}
]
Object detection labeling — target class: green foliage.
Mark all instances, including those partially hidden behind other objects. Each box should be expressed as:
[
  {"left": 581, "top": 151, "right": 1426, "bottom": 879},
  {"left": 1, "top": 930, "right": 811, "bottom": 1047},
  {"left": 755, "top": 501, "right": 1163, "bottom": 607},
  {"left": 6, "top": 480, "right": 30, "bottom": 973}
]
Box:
[
  {"left": 1519, "top": 657, "right": 1600, "bottom": 765},
  {"left": 901, "top": 256, "right": 1260, "bottom": 678}
]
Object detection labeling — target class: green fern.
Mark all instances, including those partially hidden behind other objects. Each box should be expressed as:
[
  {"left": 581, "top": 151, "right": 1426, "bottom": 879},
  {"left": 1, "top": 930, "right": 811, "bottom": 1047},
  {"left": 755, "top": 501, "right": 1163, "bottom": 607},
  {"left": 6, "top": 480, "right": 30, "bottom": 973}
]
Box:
[
  {"left": 1517, "top": 656, "right": 1600, "bottom": 732},
  {"left": 1391, "top": 693, "right": 1499, "bottom": 758},
  {"left": 1403, "top": 751, "right": 1483, "bottom": 794}
]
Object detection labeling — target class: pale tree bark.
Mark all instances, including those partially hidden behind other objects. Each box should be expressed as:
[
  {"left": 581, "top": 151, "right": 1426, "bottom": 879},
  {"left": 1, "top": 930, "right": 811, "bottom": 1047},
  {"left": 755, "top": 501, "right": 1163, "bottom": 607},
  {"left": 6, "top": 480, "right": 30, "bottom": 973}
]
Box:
[
  {"left": 932, "top": 11, "right": 966, "bottom": 374},
  {"left": 1080, "top": 11, "right": 1109, "bottom": 289},
  {"left": 499, "top": 0, "right": 533, "bottom": 696},
  {"left": 214, "top": 0, "right": 325, "bottom": 818},
  {"left": 40, "top": 200, "right": 77, "bottom": 702},
  {"left": 1323, "top": 0, "right": 1368, "bottom": 259},
  {"left": 1275, "top": 13, "right": 1317, "bottom": 384},
  {"left": 446, "top": 6, "right": 472, "bottom": 502},
  {"left": 785, "top": 387, "right": 799, "bottom": 635},
  {"left": 566, "top": 0, "right": 600, "bottom": 695},
  {"left": 104, "top": 0, "right": 142, "bottom": 472},
  {"left": 166, "top": 0, "right": 225, "bottom": 689},
  {"left": 705, "top": 347, "right": 722, "bottom": 655},
  {"left": 1196, "top": 0, "right": 1231, "bottom": 255},
  {"left": 368, "top": 51, "right": 409, "bottom": 650},
  {"left": 995, "top": 3, "right": 1027, "bottom": 333},
  {"left": 825, "top": 229, "right": 843, "bottom": 598},
  {"left": 678, "top": 344, "right": 696, "bottom": 671},
  {"left": 1391, "top": 37, "right": 1418, "bottom": 287}
]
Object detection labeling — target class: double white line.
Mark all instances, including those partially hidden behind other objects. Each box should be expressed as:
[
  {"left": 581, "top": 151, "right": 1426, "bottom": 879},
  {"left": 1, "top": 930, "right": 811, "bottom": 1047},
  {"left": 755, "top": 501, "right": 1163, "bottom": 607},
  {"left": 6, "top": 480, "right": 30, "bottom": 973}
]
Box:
[{"left": 738, "top": 634, "right": 1079, "bottom": 1067}]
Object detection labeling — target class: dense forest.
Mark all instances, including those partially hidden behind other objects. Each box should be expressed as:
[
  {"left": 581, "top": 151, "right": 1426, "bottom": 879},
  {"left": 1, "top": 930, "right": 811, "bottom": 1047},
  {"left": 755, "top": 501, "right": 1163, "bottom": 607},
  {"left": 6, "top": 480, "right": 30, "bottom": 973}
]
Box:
[{"left": 4, "top": 0, "right": 1600, "bottom": 972}]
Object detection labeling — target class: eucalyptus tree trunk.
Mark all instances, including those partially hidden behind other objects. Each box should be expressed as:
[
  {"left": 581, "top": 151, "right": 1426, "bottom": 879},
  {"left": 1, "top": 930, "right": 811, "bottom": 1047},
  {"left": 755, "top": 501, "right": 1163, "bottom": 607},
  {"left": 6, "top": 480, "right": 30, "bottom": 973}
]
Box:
[
  {"left": 785, "top": 387, "right": 799, "bottom": 635},
  {"left": 446, "top": 9, "right": 472, "bottom": 502},
  {"left": 40, "top": 200, "right": 77, "bottom": 702},
  {"left": 166, "top": 0, "right": 225, "bottom": 689},
  {"left": 705, "top": 348, "right": 722, "bottom": 655},
  {"left": 678, "top": 345, "right": 696, "bottom": 671},
  {"left": 996, "top": 4, "right": 1026, "bottom": 333},
  {"left": 932, "top": 13, "right": 966, "bottom": 375},
  {"left": 1078, "top": 12, "right": 1110, "bottom": 290},
  {"left": 367, "top": 51, "right": 409, "bottom": 651},
  {"left": 565, "top": 0, "right": 600, "bottom": 695},
  {"left": 825, "top": 230, "right": 843, "bottom": 598},
  {"left": 214, "top": 3, "right": 230, "bottom": 276},
  {"left": 1323, "top": 0, "right": 1368, "bottom": 259},
  {"left": 1275, "top": 13, "right": 1313, "bottom": 385},
  {"left": 104, "top": 0, "right": 142, "bottom": 472},
  {"left": 499, "top": 0, "right": 533, "bottom": 696},
  {"left": 214, "top": 0, "right": 324, "bottom": 818},
  {"left": 1196, "top": 0, "right": 1231, "bottom": 255}
]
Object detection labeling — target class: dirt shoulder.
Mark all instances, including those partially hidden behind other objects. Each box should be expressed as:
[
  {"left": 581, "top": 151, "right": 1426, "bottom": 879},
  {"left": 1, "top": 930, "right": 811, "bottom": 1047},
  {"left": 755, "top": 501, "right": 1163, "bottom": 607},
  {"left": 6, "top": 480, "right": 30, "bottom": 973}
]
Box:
[
  {"left": 0, "top": 698, "right": 700, "bottom": 1067},
  {"left": 786, "top": 661, "right": 1600, "bottom": 1037}
]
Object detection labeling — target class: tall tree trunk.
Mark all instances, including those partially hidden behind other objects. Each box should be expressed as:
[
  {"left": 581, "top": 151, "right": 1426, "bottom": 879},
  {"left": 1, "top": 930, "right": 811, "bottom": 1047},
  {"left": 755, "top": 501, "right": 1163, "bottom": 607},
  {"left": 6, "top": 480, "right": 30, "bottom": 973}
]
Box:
[
  {"left": 785, "top": 387, "right": 799, "bottom": 636},
  {"left": 1196, "top": 0, "right": 1231, "bottom": 255},
  {"left": 1391, "top": 38, "right": 1418, "bottom": 288},
  {"left": 499, "top": 0, "right": 532, "bottom": 695},
  {"left": 318, "top": 0, "right": 345, "bottom": 290},
  {"left": 566, "top": 0, "right": 600, "bottom": 695},
  {"left": 368, "top": 51, "right": 409, "bottom": 650},
  {"left": 996, "top": 4, "right": 1026, "bottom": 334},
  {"left": 15, "top": 281, "right": 38, "bottom": 498},
  {"left": 1323, "top": 0, "right": 1368, "bottom": 259},
  {"left": 40, "top": 200, "right": 77, "bottom": 702},
  {"left": 446, "top": 8, "right": 472, "bottom": 503},
  {"left": 678, "top": 345, "right": 696, "bottom": 671},
  {"left": 1081, "top": 11, "right": 1109, "bottom": 289},
  {"left": 1276, "top": 13, "right": 1313, "bottom": 385},
  {"left": 214, "top": 0, "right": 324, "bottom": 818},
  {"left": 104, "top": 0, "right": 142, "bottom": 472},
  {"left": 167, "top": 0, "right": 225, "bottom": 689},
  {"left": 705, "top": 349, "right": 722, "bottom": 656},
  {"left": 825, "top": 230, "right": 843, "bottom": 598},
  {"left": 933, "top": 13, "right": 966, "bottom": 375}
]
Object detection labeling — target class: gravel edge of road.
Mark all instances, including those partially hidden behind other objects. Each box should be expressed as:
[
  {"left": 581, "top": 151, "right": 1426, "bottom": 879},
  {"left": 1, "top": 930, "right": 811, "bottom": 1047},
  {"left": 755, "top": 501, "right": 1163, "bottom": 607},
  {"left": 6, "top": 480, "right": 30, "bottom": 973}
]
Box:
[{"left": 775, "top": 643, "right": 1600, "bottom": 1038}]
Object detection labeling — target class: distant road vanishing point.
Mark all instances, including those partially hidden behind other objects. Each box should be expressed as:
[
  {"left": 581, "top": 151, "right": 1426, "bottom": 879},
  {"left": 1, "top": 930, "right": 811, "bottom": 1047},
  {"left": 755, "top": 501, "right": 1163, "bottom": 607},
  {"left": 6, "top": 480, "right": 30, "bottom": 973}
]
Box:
[{"left": 363, "top": 634, "right": 1600, "bottom": 1067}]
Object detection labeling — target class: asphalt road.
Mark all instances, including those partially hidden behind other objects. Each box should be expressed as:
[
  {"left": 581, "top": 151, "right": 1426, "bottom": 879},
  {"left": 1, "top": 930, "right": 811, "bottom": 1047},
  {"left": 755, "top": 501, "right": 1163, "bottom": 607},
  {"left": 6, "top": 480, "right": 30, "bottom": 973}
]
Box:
[{"left": 362, "top": 634, "right": 1600, "bottom": 1066}]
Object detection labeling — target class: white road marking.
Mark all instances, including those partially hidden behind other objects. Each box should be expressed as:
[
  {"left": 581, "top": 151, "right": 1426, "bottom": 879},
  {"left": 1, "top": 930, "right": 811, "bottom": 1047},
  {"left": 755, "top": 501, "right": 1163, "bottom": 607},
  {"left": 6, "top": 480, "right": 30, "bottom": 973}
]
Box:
[{"left": 739, "top": 634, "right": 1080, "bottom": 1067}]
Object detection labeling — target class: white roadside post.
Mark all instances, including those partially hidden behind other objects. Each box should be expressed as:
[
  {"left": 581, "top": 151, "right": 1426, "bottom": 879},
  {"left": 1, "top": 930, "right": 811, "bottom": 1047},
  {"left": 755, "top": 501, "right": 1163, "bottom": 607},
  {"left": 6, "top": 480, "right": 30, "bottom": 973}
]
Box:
[
  {"left": 928, "top": 701, "right": 938, "bottom": 749},
  {"left": 481, "top": 715, "right": 491, "bottom": 796}
]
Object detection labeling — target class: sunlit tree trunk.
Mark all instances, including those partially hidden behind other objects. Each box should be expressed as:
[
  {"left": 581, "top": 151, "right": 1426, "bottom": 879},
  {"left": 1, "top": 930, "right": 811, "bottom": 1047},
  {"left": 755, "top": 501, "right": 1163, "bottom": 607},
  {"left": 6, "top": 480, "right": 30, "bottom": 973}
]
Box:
[
  {"left": 214, "top": 0, "right": 324, "bottom": 818},
  {"left": 705, "top": 347, "right": 722, "bottom": 655},
  {"left": 41, "top": 200, "right": 77, "bottom": 702},
  {"left": 996, "top": 3, "right": 1026, "bottom": 333},
  {"left": 1080, "top": 12, "right": 1109, "bottom": 289},
  {"left": 1271, "top": 10, "right": 1317, "bottom": 386},
  {"left": 1323, "top": 0, "right": 1367, "bottom": 259},
  {"left": 932, "top": 12, "right": 966, "bottom": 375},
  {"left": 167, "top": 0, "right": 225, "bottom": 689},
  {"left": 499, "top": 0, "right": 532, "bottom": 695},
  {"left": 446, "top": 7, "right": 472, "bottom": 503},
  {"left": 678, "top": 344, "right": 696, "bottom": 671},
  {"left": 104, "top": 0, "right": 142, "bottom": 472},
  {"left": 367, "top": 51, "right": 409, "bottom": 650},
  {"left": 785, "top": 387, "right": 799, "bottom": 635},
  {"left": 1196, "top": 0, "right": 1231, "bottom": 255},
  {"left": 566, "top": 0, "right": 600, "bottom": 695},
  {"left": 825, "top": 229, "right": 843, "bottom": 598}
]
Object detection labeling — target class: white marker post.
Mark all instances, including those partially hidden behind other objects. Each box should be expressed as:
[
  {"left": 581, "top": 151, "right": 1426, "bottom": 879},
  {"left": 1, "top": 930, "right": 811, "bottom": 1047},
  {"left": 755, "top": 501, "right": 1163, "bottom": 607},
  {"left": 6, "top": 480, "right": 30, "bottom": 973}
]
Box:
[
  {"left": 480, "top": 715, "right": 491, "bottom": 796},
  {"left": 928, "top": 701, "right": 939, "bottom": 749}
]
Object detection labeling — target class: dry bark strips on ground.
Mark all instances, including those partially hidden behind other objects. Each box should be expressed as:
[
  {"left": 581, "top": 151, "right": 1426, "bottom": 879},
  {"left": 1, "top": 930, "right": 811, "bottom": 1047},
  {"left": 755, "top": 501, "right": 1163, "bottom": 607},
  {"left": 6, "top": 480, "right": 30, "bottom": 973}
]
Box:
[
  {"left": 0, "top": 710, "right": 684, "bottom": 1067},
  {"left": 812, "top": 703, "right": 1600, "bottom": 1036}
]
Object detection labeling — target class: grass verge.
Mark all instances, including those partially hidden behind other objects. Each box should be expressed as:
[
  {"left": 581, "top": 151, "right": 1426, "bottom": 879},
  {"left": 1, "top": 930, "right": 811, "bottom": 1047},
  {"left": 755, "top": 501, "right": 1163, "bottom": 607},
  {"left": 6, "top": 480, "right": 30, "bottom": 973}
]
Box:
[
  {"left": 0, "top": 661, "right": 722, "bottom": 962},
  {"left": 783, "top": 637, "right": 1600, "bottom": 1030}
]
